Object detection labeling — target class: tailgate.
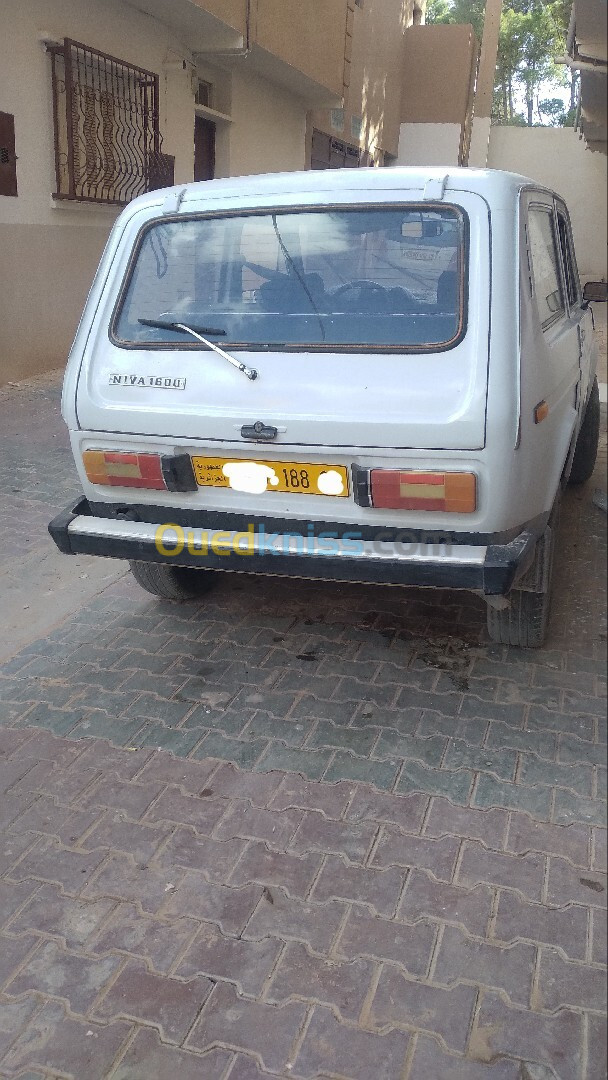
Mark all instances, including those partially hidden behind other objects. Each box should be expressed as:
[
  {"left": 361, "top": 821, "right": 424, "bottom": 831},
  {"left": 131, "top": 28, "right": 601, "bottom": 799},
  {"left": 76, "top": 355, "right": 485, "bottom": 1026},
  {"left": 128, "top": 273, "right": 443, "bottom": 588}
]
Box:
[{"left": 75, "top": 193, "right": 490, "bottom": 451}]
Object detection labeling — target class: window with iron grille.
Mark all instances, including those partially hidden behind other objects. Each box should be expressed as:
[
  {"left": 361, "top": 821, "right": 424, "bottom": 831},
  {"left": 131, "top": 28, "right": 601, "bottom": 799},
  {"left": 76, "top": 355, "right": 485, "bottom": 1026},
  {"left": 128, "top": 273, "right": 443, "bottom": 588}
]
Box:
[{"left": 49, "top": 38, "right": 174, "bottom": 205}]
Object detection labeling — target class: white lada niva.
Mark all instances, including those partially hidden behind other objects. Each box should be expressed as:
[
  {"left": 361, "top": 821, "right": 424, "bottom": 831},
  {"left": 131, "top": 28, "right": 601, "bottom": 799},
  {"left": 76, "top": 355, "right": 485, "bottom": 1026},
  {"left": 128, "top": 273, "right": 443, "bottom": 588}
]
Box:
[{"left": 49, "top": 167, "right": 607, "bottom": 647}]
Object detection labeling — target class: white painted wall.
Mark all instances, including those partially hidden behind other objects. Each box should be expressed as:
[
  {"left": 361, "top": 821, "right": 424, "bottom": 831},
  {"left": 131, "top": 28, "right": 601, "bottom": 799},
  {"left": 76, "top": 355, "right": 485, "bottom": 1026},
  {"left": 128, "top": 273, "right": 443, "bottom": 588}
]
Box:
[
  {"left": 396, "top": 123, "right": 461, "bottom": 166},
  {"left": 487, "top": 126, "right": 607, "bottom": 279}
]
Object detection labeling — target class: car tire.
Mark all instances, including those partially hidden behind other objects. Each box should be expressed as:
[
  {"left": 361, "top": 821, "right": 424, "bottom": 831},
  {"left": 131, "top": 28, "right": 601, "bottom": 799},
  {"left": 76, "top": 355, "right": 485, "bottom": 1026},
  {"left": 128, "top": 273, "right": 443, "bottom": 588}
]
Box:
[
  {"left": 129, "top": 560, "right": 217, "bottom": 601},
  {"left": 486, "top": 589, "right": 551, "bottom": 649},
  {"left": 486, "top": 503, "right": 558, "bottom": 649},
  {"left": 568, "top": 376, "right": 600, "bottom": 486}
]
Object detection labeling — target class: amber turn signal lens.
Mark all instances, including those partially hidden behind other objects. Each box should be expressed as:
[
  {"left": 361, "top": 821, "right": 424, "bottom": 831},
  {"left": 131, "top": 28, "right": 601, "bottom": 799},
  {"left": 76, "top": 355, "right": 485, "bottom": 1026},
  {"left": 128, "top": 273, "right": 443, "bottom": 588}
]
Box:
[
  {"left": 370, "top": 470, "right": 477, "bottom": 513},
  {"left": 82, "top": 450, "right": 166, "bottom": 490},
  {"left": 534, "top": 400, "right": 549, "bottom": 424}
]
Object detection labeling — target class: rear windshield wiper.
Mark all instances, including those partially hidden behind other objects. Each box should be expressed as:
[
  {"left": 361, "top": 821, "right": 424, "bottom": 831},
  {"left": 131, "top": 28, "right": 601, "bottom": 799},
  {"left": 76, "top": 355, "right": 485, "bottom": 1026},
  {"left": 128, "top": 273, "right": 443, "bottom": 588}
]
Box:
[{"left": 138, "top": 319, "right": 258, "bottom": 381}]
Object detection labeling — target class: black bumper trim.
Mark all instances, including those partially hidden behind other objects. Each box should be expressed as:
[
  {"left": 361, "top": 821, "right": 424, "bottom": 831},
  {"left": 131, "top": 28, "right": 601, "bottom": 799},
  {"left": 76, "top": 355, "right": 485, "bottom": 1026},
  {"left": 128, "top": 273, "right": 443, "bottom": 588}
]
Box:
[
  {"left": 47, "top": 496, "right": 90, "bottom": 554},
  {"left": 49, "top": 496, "right": 542, "bottom": 595},
  {"left": 87, "top": 498, "right": 538, "bottom": 548}
]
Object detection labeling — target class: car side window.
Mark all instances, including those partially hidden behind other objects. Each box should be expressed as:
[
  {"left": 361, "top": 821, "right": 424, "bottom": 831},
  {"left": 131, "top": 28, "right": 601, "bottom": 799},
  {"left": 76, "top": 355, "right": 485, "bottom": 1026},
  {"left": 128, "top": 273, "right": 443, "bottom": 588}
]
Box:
[
  {"left": 556, "top": 211, "right": 581, "bottom": 310},
  {"left": 528, "top": 207, "right": 565, "bottom": 329}
]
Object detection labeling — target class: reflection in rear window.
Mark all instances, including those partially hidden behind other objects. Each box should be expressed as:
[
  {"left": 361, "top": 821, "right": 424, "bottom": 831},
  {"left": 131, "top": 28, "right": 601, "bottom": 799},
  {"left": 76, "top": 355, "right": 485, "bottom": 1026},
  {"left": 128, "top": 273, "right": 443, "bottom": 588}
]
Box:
[{"left": 113, "top": 206, "right": 467, "bottom": 351}]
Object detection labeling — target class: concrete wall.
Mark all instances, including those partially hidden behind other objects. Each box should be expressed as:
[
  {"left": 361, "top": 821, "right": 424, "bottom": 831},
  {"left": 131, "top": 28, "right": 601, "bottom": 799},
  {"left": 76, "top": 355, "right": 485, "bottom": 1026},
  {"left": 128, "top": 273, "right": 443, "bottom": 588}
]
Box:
[{"left": 487, "top": 126, "right": 608, "bottom": 279}]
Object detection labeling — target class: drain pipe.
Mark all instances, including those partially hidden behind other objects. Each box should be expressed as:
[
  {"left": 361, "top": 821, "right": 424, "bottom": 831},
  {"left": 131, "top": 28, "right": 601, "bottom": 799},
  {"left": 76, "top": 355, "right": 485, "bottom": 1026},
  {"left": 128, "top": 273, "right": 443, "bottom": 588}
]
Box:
[{"left": 196, "top": 0, "right": 253, "bottom": 59}]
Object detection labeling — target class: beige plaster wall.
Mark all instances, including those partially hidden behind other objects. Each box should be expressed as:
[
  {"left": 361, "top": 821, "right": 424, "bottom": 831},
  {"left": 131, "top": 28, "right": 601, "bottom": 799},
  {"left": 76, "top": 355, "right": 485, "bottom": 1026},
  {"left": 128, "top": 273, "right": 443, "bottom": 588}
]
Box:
[
  {"left": 255, "top": 0, "right": 348, "bottom": 99},
  {"left": 487, "top": 126, "right": 608, "bottom": 279},
  {"left": 0, "top": 225, "right": 110, "bottom": 383},
  {"left": 191, "top": 0, "right": 247, "bottom": 33},
  {"left": 401, "top": 24, "right": 478, "bottom": 126},
  {"left": 228, "top": 68, "right": 307, "bottom": 176}
]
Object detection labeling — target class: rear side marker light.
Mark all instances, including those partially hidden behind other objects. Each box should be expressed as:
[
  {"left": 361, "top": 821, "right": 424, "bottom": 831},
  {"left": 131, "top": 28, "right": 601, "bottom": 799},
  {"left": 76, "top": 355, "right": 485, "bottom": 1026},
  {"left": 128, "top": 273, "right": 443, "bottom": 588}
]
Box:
[
  {"left": 370, "top": 470, "right": 477, "bottom": 513},
  {"left": 83, "top": 451, "right": 167, "bottom": 490}
]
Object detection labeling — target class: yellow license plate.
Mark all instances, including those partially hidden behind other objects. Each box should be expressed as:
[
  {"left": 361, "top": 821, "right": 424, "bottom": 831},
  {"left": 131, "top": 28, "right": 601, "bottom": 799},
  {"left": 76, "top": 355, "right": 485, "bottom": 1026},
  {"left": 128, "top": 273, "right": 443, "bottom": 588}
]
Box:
[{"left": 191, "top": 457, "right": 349, "bottom": 497}]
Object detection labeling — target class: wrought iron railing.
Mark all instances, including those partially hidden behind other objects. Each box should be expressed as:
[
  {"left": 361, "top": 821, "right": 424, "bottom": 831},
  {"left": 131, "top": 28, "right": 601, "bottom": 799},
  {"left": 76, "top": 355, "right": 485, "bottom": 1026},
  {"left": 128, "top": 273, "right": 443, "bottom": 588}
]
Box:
[{"left": 50, "top": 39, "right": 174, "bottom": 205}]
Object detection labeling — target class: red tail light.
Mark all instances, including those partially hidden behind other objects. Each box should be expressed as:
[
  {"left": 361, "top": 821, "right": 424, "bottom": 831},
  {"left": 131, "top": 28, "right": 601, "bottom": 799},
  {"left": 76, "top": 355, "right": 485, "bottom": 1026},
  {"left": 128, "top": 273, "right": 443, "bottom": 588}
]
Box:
[
  {"left": 82, "top": 451, "right": 166, "bottom": 490},
  {"left": 370, "top": 470, "right": 476, "bottom": 513}
]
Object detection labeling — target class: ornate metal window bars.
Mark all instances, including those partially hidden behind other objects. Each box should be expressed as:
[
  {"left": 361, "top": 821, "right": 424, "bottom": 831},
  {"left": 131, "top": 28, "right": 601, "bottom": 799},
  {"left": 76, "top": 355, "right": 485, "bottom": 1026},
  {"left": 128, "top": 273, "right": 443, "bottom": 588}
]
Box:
[{"left": 50, "top": 39, "right": 174, "bottom": 205}]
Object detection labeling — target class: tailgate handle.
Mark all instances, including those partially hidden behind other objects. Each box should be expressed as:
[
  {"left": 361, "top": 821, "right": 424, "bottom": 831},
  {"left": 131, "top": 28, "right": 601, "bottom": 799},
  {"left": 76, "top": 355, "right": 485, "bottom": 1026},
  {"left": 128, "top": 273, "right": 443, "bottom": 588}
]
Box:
[{"left": 241, "top": 421, "right": 278, "bottom": 442}]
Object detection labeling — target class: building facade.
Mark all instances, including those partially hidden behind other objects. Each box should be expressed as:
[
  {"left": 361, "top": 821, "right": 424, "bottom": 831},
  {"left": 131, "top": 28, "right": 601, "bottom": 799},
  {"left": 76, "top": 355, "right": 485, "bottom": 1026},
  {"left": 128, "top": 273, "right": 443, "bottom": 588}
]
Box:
[{"left": 1, "top": 0, "right": 421, "bottom": 383}]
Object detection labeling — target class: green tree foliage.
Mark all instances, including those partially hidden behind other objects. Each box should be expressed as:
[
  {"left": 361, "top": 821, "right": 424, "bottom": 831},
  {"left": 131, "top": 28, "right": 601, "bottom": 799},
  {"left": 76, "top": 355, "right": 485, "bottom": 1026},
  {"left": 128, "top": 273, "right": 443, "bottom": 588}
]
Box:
[{"left": 426, "top": 0, "right": 574, "bottom": 126}]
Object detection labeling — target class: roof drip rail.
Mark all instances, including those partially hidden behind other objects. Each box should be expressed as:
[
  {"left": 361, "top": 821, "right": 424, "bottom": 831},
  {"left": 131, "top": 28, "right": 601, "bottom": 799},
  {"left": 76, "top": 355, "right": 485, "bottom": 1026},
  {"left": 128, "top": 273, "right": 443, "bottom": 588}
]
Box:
[
  {"left": 424, "top": 175, "right": 448, "bottom": 201},
  {"left": 162, "top": 188, "right": 187, "bottom": 215}
]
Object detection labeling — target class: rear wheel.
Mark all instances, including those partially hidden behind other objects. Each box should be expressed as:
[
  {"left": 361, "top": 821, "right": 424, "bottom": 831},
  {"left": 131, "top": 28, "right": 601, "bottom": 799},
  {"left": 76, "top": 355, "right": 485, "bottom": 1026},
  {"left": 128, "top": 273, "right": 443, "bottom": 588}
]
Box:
[
  {"left": 569, "top": 377, "right": 600, "bottom": 486},
  {"left": 487, "top": 589, "right": 551, "bottom": 649},
  {"left": 486, "top": 504, "right": 558, "bottom": 649},
  {"left": 129, "top": 561, "right": 216, "bottom": 601}
]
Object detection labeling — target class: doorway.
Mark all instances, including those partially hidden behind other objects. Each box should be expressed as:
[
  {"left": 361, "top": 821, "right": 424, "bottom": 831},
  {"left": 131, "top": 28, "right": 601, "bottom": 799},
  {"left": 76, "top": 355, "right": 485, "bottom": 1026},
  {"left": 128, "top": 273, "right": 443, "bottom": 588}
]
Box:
[{"left": 194, "top": 116, "right": 216, "bottom": 181}]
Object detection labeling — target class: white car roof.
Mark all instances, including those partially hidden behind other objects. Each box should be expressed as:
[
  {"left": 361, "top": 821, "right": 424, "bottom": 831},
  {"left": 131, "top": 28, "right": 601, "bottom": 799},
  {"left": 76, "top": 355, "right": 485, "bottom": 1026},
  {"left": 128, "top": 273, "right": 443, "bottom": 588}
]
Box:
[{"left": 125, "top": 166, "right": 561, "bottom": 219}]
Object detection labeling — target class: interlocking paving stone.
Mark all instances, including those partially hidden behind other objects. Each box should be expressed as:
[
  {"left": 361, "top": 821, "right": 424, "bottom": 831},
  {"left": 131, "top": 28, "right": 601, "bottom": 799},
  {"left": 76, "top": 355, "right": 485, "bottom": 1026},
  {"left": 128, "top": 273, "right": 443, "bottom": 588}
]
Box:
[
  {"left": 469, "top": 991, "right": 583, "bottom": 1079},
  {"left": 433, "top": 925, "right": 536, "bottom": 1006},
  {"left": 95, "top": 960, "right": 213, "bottom": 1043},
  {"left": 492, "top": 889, "right": 589, "bottom": 960},
  {"left": 335, "top": 906, "right": 436, "bottom": 974},
  {"left": 408, "top": 1036, "right": 524, "bottom": 1079},
  {"left": 267, "top": 941, "right": 374, "bottom": 1020},
  {"left": 110, "top": 1027, "right": 231, "bottom": 1080},
  {"left": 244, "top": 888, "right": 347, "bottom": 952},
  {"left": 229, "top": 842, "right": 322, "bottom": 899},
  {"left": 372, "top": 829, "right": 460, "bottom": 881},
  {"left": 311, "top": 855, "right": 406, "bottom": 916},
  {"left": 457, "top": 842, "right": 546, "bottom": 903},
  {"left": 90, "top": 903, "right": 199, "bottom": 973},
  {"left": 0, "top": 1001, "right": 131, "bottom": 1080},
  {"left": 396, "top": 759, "right": 474, "bottom": 803},
  {"left": 537, "top": 947, "right": 607, "bottom": 1011},
  {"left": 6, "top": 883, "right": 114, "bottom": 950},
  {"left": 269, "top": 774, "right": 354, "bottom": 818},
  {"left": 294, "top": 1005, "right": 411, "bottom": 1080},
  {"left": 163, "top": 875, "right": 262, "bottom": 934},
  {"left": 0, "top": 374, "right": 605, "bottom": 1080},
  {"left": 398, "top": 871, "right": 493, "bottom": 938},
  {"left": 323, "top": 750, "right": 400, "bottom": 789},
  {"left": 344, "top": 787, "right": 427, "bottom": 831},
  {"left": 176, "top": 922, "right": 281, "bottom": 994},
  {"left": 290, "top": 810, "right": 377, "bottom": 862},
  {"left": 473, "top": 774, "right": 553, "bottom": 819},
  {"left": 187, "top": 982, "right": 307, "bottom": 1072},
  {"left": 546, "top": 856, "right": 607, "bottom": 908},
  {"left": 553, "top": 789, "right": 607, "bottom": 827},
  {"left": 5, "top": 939, "right": 120, "bottom": 1013},
  {"left": 370, "top": 967, "right": 478, "bottom": 1052},
  {"left": 424, "top": 799, "right": 508, "bottom": 848},
  {"left": 505, "top": 815, "right": 591, "bottom": 866}
]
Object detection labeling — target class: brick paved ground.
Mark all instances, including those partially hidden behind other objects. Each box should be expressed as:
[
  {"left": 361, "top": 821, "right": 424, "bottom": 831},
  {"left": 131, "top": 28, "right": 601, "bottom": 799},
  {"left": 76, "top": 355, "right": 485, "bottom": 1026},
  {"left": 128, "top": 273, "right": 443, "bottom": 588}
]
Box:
[{"left": 0, "top": 375, "right": 606, "bottom": 1079}]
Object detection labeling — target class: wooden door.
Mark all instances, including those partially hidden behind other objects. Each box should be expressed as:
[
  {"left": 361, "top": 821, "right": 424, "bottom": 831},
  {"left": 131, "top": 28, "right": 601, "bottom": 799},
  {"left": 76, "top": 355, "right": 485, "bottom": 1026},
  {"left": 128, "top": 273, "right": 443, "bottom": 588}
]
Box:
[{"left": 194, "top": 116, "right": 216, "bottom": 182}]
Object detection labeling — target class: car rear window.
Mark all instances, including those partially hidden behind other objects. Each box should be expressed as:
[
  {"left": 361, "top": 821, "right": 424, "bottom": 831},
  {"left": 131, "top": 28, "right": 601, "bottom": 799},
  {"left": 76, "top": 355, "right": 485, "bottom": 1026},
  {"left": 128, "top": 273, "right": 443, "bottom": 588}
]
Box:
[{"left": 112, "top": 205, "right": 467, "bottom": 352}]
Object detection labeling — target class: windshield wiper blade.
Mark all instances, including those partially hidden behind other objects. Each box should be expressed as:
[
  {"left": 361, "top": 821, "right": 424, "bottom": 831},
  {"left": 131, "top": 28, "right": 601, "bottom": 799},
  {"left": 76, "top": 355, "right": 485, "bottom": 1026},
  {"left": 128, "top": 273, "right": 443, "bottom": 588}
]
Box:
[
  {"left": 138, "top": 319, "right": 258, "bottom": 381},
  {"left": 139, "top": 318, "right": 226, "bottom": 335}
]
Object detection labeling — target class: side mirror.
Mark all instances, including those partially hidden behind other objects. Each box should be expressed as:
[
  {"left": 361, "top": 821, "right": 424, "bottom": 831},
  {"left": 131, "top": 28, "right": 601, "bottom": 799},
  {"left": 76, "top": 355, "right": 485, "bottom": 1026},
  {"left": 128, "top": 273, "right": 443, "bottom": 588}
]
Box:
[{"left": 583, "top": 281, "right": 608, "bottom": 304}]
